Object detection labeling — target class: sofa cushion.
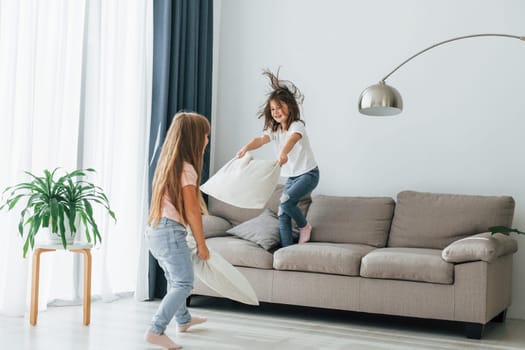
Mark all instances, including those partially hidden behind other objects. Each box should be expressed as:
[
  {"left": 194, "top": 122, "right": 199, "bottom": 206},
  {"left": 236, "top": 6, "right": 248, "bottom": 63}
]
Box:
[
  {"left": 226, "top": 209, "right": 281, "bottom": 251},
  {"left": 273, "top": 243, "right": 375, "bottom": 276},
  {"left": 205, "top": 236, "right": 273, "bottom": 269},
  {"left": 441, "top": 232, "right": 518, "bottom": 263},
  {"left": 360, "top": 247, "right": 454, "bottom": 284},
  {"left": 388, "top": 191, "right": 515, "bottom": 249},
  {"left": 306, "top": 195, "right": 395, "bottom": 247},
  {"left": 202, "top": 215, "right": 232, "bottom": 238}
]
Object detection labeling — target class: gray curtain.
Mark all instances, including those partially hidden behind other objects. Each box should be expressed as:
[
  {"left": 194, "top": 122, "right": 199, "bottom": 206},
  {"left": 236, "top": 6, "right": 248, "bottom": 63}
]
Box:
[{"left": 148, "top": 0, "right": 213, "bottom": 299}]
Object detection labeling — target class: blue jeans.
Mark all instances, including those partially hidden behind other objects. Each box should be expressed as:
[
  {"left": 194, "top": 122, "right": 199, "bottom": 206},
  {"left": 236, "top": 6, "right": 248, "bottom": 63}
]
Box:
[
  {"left": 145, "top": 218, "right": 193, "bottom": 334},
  {"left": 279, "top": 167, "right": 320, "bottom": 247}
]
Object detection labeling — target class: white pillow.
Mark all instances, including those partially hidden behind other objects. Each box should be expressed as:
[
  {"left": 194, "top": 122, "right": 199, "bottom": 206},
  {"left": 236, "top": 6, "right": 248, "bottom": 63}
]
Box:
[
  {"left": 201, "top": 152, "right": 281, "bottom": 209},
  {"left": 187, "top": 235, "right": 259, "bottom": 305}
]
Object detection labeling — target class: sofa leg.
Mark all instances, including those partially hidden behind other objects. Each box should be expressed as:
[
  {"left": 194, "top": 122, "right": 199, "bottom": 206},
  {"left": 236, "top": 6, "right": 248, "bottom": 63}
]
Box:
[
  {"left": 186, "top": 295, "right": 192, "bottom": 307},
  {"left": 492, "top": 309, "right": 507, "bottom": 323},
  {"left": 465, "top": 322, "right": 484, "bottom": 339}
]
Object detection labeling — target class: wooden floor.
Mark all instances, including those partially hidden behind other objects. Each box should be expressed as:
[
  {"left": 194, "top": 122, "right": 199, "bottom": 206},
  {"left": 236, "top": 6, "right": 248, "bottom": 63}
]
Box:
[{"left": 1, "top": 295, "right": 524, "bottom": 349}]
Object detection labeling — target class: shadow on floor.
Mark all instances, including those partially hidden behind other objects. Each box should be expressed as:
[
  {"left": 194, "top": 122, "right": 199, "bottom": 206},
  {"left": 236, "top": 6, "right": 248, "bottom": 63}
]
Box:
[{"left": 188, "top": 295, "right": 504, "bottom": 340}]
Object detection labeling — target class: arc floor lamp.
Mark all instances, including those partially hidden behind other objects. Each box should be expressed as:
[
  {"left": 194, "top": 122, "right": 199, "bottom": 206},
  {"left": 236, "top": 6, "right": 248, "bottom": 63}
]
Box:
[{"left": 358, "top": 33, "right": 524, "bottom": 116}]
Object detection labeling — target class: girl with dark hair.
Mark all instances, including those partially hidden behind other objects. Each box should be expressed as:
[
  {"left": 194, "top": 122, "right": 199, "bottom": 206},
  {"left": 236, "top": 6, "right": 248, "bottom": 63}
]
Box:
[{"left": 237, "top": 69, "right": 320, "bottom": 247}]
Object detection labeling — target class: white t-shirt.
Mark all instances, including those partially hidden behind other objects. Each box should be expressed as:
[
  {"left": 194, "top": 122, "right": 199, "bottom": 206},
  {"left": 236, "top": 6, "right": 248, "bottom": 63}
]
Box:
[{"left": 264, "top": 121, "right": 317, "bottom": 177}]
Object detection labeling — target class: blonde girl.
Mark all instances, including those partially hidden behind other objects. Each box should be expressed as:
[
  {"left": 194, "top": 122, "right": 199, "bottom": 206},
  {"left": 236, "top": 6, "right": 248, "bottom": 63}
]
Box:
[{"left": 145, "top": 112, "right": 211, "bottom": 349}]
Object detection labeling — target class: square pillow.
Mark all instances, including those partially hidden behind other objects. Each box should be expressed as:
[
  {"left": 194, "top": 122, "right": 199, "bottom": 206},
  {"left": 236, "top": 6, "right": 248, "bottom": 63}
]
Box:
[
  {"left": 201, "top": 152, "right": 281, "bottom": 209},
  {"left": 226, "top": 209, "right": 281, "bottom": 250},
  {"left": 202, "top": 215, "right": 232, "bottom": 238},
  {"left": 441, "top": 232, "right": 518, "bottom": 263}
]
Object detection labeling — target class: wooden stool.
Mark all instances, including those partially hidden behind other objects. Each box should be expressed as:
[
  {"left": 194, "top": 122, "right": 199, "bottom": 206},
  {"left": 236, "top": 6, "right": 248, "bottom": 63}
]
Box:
[{"left": 29, "top": 243, "right": 93, "bottom": 326}]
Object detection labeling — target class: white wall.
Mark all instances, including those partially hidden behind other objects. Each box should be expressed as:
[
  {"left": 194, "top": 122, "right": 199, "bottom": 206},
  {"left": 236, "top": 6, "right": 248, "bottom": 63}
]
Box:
[{"left": 212, "top": 0, "right": 525, "bottom": 319}]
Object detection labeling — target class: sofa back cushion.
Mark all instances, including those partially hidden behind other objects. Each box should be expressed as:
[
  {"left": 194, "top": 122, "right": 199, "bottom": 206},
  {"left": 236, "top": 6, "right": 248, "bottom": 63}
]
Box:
[
  {"left": 208, "top": 184, "right": 311, "bottom": 226},
  {"left": 307, "top": 195, "right": 395, "bottom": 247},
  {"left": 388, "top": 191, "right": 515, "bottom": 249}
]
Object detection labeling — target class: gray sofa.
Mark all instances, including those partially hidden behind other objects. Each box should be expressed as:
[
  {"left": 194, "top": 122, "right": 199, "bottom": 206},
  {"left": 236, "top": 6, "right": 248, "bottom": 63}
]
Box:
[{"left": 192, "top": 188, "right": 518, "bottom": 339}]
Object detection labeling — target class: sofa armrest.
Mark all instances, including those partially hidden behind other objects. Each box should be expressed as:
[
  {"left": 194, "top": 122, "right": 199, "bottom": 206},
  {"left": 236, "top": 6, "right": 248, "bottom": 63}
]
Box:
[
  {"left": 442, "top": 232, "right": 518, "bottom": 263},
  {"left": 202, "top": 215, "right": 232, "bottom": 238}
]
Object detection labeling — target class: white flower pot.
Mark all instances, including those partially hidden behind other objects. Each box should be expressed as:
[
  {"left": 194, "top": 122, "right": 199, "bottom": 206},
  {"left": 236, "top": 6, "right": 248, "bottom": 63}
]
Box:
[
  {"left": 46, "top": 228, "right": 76, "bottom": 245},
  {"left": 43, "top": 218, "right": 80, "bottom": 245}
]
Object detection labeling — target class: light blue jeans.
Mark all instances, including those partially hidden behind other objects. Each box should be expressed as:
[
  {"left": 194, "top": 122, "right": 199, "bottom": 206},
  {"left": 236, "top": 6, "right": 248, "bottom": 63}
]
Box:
[
  {"left": 145, "top": 218, "right": 193, "bottom": 334},
  {"left": 279, "top": 167, "right": 320, "bottom": 247}
]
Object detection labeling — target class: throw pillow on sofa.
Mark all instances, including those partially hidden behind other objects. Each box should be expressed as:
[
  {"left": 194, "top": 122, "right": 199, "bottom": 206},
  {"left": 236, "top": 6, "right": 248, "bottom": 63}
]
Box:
[
  {"left": 202, "top": 215, "right": 233, "bottom": 238},
  {"left": 226, "top": 209, "right": 282, "bottom": 250},
  {"left": 441, "top": 232, "right": 518, "bottom": 263}
]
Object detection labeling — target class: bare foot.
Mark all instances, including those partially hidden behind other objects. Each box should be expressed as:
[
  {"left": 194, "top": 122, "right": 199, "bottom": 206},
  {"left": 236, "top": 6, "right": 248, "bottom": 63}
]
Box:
[
  {"left": 144, "top": 331, "right": 182, "bottom": 349},
  {"left": 178, "top": 316, "right": 207, "bottom": 333},
  {"left": 299, "top": 224, "right": 312, "bottom": 244}
]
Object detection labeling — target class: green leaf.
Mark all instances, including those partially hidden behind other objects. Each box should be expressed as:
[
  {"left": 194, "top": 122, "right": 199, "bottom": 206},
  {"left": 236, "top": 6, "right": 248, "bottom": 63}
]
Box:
[
  {"left": 83, "top": 201, "right": 99, "bottom": 234},
  {"left": 108, "top": 209, "right": 116, "bottom": 222},
  {"left": 18, "top": 221, "right": 24, "bottom": 237},
  {"left": 17, "top": 208, "right": 28, "bottom": 235},
  {"left": 68, "top": 209, "right": 76, "bottom": 234},
  {"left": 24, "top": 171, "right": 48, "bottom": 192},
  {"left": 68, "top": 169, "right": 87, "bottom": 178},
  {"left": 1, "top": 185, "right": 14, "bottom": 195},
  {"left": 29, "top": 231, "right": 35, "bottom": 251},
  {"left": 7, "top": 194, "right": 25, "bottom": 210},
  {"left": 79, "top": 212, "right": 92, "bottom": 243},
  {"left": 59, "top": 209, "right": 66, "bottom": 240},
  {"left": 94, "top": 229, "right": 102, "bottom": 244},
  {"left": 84, "top": 199, "right": 93, "bottom": 218},
  {"left": 42, "top": 209, "right": 50, "bottom": 227},
  {"left": 26, "top": 214, "right": 41, "bottom": 254},
  {"left": 488, "top": 226, "right": 525, "bottom": 235},
  {"left": 23, "top": 237, "right": 30, "bottom": 258},
  {"left": 50, "top": 198, "right": 59, "bottom": 233}
]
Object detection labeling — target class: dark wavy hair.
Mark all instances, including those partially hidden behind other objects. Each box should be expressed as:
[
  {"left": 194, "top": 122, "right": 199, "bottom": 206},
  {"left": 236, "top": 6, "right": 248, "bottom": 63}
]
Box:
[{"left": 258, "top": 68, "right": 304, "bottom": 132}]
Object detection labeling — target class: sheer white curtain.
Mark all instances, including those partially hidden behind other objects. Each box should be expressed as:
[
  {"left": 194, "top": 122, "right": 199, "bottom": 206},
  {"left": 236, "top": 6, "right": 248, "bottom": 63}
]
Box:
[
  {"left": 80, "top": 0, "right": 152, "bottom": 301},
  {"left": 0, "top": 0, "right": 151, "bottom": 316}
]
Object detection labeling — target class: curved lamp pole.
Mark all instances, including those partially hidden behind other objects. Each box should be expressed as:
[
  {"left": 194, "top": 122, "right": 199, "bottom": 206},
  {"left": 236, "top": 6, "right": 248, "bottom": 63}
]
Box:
[{"left": 358, "top": 34, "right": 525, "bottom": 116}]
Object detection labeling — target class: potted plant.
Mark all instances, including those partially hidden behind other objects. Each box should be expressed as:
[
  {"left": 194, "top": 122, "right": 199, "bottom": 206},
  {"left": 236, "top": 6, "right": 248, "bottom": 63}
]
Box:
[{"left": 0, "top": 168, "right": 116, "bottom": 257}]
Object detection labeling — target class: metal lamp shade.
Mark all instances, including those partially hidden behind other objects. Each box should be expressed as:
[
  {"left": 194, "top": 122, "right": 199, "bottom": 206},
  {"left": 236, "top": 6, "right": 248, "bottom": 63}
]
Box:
[
  {"left": 358, "top": 34, "right": 523, "bottom": 116},
  {"left": 358, "top": 82, "right": 403, "bottom": 116}
]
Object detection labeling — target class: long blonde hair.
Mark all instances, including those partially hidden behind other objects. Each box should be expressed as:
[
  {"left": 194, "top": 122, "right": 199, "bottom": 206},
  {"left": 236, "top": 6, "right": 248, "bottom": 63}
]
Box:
[{"left": 148, "top": 112, "right": 210, "bottom": 227}]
